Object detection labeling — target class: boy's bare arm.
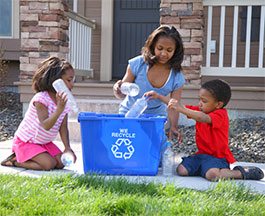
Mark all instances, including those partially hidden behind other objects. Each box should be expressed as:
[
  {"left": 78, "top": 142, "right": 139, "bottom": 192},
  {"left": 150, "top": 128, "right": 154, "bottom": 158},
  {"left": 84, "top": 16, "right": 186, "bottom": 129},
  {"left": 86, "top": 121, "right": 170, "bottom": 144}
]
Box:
[{"left": 168, "top": 99, "right": 212, "bottom": 124}]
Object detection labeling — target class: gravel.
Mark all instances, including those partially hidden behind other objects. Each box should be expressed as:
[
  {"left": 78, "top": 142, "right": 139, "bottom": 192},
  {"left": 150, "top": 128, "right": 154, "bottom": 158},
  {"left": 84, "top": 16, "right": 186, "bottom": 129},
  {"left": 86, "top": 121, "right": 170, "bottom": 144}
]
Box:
[
  {"left": 0, "top": 91, "right": 23, "bottom": 141},
  {"left": 0, "top": 91, "right": 264, "bottom": 163}
]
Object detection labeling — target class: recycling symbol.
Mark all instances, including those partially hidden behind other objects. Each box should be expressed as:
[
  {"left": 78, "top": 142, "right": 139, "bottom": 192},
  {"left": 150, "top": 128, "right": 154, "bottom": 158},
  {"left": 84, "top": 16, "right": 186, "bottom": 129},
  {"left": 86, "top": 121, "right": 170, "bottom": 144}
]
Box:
[{"left": 111, "top": 138, "right": 135, "bottom": 160}]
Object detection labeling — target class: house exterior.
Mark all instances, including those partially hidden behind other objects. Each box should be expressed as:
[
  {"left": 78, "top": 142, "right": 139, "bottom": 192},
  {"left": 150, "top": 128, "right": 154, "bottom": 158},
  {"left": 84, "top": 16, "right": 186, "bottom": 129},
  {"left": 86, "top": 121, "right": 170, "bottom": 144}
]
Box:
[
  {"left": 1, "top": 0, "right": 264, "bottom": 116},
  {"left": 0, "top": 0, "right": 20, "bottom": 88}
]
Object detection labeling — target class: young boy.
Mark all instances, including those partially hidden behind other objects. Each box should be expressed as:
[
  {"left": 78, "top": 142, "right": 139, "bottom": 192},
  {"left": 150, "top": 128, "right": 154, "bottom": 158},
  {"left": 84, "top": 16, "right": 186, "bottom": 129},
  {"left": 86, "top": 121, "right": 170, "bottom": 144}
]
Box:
[{"left": 144, "top": 79, "right": 264, "bottom": 181}]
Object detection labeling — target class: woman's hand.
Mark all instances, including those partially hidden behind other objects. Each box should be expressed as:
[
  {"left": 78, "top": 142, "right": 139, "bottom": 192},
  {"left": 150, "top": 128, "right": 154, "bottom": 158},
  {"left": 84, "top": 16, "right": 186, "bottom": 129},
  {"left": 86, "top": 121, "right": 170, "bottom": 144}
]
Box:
[
  {"left": 167, "top": 97, "right": 183, "bottom": 146},
  {"left": 144, "top": 90, "right": 159, "bottom": 100},
  {"left": 168, "top": 126, "right": 183, "bottom": 146},
  {"left": 113, "top": 80, "right": 125, "bottom": 99},
  {"left": 144, "top": 91, "right": 170, "bottom": 104},
  {"left": 113, "top": 80, "right": 122, "bottom": 93}
]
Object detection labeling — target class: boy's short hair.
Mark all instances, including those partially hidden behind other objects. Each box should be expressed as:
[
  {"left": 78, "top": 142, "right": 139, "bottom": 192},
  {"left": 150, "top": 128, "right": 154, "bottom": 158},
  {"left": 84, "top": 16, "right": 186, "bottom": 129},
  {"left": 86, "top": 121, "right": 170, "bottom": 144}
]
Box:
[{"left": 201, "top": 79, "right": 231, "bottom": 108}]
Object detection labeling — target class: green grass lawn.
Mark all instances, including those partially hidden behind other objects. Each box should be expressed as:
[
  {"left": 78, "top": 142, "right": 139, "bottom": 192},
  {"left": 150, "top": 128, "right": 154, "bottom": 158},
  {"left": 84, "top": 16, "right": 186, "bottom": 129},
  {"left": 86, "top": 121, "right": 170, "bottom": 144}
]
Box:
[{"left": 0, "top": 173, "right": 264, "bottom": 215}]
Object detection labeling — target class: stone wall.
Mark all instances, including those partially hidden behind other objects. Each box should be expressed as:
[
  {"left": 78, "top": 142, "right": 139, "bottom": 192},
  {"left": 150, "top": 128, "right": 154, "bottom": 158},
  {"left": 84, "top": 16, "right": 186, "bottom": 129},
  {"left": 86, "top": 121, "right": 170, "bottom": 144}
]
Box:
[
  {"left": 160, "top": 0, "right": 204, "bottom": 85},
  {"left": 19, "top": 0, "right": 69, "bottom": 81}
]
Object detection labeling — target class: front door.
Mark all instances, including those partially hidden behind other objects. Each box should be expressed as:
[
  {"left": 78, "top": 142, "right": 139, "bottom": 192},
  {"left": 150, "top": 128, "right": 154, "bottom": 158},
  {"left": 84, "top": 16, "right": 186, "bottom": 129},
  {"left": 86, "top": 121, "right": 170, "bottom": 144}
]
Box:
[{"left": 112, "top": 0, "right": 160, "bottom": 80}]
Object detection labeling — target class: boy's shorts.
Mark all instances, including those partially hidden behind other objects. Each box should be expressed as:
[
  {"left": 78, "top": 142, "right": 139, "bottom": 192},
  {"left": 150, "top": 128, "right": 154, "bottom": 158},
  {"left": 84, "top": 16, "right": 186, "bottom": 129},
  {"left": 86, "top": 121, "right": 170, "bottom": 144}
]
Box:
[{"left": 181, "top": 154, "right": 230, "bottom": 178}]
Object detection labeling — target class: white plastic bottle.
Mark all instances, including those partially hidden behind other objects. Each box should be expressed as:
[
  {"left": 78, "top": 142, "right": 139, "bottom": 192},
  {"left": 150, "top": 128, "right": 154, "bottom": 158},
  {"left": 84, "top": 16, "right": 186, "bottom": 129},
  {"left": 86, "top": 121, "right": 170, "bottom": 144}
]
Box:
[
  {"left": 120, "top": 82, "right": 140, "bottom": 96},
  {"left": 162, "top": 141, "right": 175, "bottom": 176},
  {"left": 52, "top": 79, "right": 79, "bottom": 113},
  {"left": 61, "top": 152, "right": 74, "bottom": 167},
  {"left": 125, "top": 96, "right": 148, "bottom": 118}
]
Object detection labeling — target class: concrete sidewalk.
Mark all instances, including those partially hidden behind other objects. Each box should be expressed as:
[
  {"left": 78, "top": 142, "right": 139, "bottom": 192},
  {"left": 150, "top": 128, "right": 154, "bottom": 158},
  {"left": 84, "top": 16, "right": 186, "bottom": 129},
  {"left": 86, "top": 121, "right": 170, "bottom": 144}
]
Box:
[{"left": 0, "top": 139, "right": 264, "bottom": 194}]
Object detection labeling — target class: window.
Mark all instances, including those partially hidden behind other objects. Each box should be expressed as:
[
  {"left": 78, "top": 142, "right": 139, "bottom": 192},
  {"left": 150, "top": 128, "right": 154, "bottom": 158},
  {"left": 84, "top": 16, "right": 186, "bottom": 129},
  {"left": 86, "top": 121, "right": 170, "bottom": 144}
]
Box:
[
  {"left": 0, "top": 0, "right": 12, "bottom": 37},
  {"left": 0, "top": 0, "right": 19, "bottom": 39},
  {"left": 240, "top": 6, "right": 261, "bottom": 41}
]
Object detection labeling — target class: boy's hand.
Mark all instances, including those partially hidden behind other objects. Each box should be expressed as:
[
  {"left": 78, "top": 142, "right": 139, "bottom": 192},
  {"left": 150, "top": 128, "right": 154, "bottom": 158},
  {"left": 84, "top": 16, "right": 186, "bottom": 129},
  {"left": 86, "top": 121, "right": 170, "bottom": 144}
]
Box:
[
  {"left": 144, "top": 91, "right": 160, "bottom": 100},
  {"left": 168, "top": 98, "right": 182, "bottom": 111}
]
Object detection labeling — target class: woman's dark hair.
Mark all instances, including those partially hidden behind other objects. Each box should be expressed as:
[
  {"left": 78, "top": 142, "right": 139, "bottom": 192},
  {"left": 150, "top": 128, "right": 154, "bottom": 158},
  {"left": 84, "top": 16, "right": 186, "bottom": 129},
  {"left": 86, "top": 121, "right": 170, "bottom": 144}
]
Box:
[
  {"left": 32, "top": 56, "right": 73, "bottom": 93},
  {"left": 141, "top": 25, "right": 184, "bottom": 72},
  {"left": 201, "top": 79, "right": 231, "bottom": 108}
]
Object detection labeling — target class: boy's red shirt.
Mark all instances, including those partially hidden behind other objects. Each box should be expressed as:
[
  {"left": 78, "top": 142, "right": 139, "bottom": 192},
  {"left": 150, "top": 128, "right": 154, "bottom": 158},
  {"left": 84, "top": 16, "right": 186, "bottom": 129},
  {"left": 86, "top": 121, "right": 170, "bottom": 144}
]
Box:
[{"left": 186, "top": 105, "right": 236, "bottom": 164}]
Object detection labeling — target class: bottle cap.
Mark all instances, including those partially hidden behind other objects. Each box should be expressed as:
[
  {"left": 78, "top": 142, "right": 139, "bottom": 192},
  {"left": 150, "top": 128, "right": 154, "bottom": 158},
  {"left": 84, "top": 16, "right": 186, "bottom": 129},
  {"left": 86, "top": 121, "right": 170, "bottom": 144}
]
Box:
[{"left": 166, "top": 141, "right": 172, "bottom": 147}]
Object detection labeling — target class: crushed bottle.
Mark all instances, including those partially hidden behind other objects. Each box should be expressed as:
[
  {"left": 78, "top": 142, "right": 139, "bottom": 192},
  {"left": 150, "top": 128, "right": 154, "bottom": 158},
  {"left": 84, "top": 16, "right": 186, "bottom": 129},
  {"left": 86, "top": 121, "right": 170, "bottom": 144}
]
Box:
[
  {"left": 52, "top": 79, "right": 79, "bottom": 113},
  {"left": 120, "top": 82, "right": 140, "bottom": 96}
]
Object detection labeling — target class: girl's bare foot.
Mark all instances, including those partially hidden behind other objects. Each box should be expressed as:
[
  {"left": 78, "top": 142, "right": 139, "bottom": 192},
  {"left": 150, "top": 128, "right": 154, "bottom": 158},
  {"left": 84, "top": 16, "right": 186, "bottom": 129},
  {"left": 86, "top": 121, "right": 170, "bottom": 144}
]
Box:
[{"left": 1, "top": 153, "right": 17, "bottom": 167}]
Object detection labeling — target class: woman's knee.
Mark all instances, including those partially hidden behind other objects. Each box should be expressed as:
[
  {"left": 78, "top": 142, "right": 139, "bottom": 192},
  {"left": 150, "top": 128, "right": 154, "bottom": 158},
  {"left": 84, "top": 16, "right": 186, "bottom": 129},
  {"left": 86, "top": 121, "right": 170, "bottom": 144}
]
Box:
[{"left": 176, "top": 164, "right": 188, "bottom": 176}]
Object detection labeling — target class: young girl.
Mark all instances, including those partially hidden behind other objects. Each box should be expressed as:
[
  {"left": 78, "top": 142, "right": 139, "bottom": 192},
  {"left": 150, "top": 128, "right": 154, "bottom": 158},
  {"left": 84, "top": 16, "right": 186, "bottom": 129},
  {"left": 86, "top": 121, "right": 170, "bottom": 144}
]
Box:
[
  {"left": 1, "top": 56, "right": 77, "bottom": 170},
  {"left": 113, "top": 25, "right": 185, "bottom": 146}
]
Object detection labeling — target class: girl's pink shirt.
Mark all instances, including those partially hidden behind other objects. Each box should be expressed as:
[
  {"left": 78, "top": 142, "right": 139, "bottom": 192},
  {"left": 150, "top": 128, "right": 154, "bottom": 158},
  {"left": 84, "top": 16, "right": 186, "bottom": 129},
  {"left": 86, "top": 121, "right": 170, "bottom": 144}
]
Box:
[{"left": 15, "top": 91, "right": 71, "bottom": 144}]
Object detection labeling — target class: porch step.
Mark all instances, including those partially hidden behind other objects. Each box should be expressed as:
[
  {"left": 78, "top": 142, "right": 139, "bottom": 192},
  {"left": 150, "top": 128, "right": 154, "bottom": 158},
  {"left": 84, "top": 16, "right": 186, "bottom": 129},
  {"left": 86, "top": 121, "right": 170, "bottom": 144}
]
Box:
[
  {"left": 58, "top": 98, "right": 121, "bottom": 143},
  {"left": 68, "top": 98, "right": 120, "bottom": 119}
]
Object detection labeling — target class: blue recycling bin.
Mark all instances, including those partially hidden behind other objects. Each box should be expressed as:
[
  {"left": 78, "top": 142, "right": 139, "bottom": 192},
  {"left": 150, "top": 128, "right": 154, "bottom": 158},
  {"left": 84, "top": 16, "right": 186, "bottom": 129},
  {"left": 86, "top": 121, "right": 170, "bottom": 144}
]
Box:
[{"left": 78, "top": 112, "right": 166, "bottom": 175}]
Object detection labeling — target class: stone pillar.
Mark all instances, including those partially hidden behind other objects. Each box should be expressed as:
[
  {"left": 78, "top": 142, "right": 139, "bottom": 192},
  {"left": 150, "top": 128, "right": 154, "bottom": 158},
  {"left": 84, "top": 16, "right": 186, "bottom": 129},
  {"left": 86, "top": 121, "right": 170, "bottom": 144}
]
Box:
[
  {"left": 19, "top": 0, "right": 69, "bottom": 81},
  {"left": 160, "top": 0, "right": 204, "bottom": 85}
]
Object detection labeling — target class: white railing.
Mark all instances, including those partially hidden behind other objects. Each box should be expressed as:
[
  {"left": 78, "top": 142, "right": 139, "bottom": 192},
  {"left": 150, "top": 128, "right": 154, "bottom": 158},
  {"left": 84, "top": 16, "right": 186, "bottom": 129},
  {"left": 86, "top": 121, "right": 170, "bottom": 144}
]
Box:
[
  {"left": 67, "top": 10, "right": 96, "bottom": 78},
  {"left": 202, "top": 0, "right": 265, "bottom": 77}
]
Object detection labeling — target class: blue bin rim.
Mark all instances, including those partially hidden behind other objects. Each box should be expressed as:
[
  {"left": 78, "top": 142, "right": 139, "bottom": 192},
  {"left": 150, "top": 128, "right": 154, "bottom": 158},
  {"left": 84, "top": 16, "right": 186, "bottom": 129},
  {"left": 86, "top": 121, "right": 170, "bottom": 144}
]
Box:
[{"left": 78, "top": 112, "right": 167, "bottom": 122}]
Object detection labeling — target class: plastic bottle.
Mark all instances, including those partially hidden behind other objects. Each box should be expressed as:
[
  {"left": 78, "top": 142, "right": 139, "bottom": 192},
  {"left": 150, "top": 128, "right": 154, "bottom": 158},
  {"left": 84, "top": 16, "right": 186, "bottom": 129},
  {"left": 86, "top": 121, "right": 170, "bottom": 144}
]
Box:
[
  {"left": 125, "top": 96, "right": 148, "bottom": 118},
  {"left": 120, "top": 82, "right": 140, "bottom": 96},
  {"left": 162, "top": 141, "right": 175, "bottom": 176},
  {"left": 52, "top": 79, "right": 79, "bottom": 113},
  {"left": 174, "top": 152, "right": 186, "bottom": 168},
  {"left": 61, "top": 152, "right": 74, "bottom": 167}
]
